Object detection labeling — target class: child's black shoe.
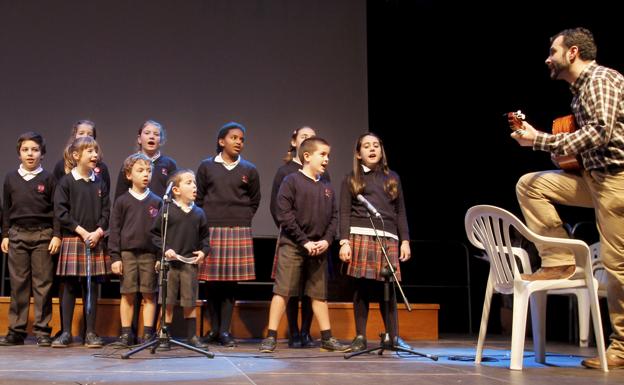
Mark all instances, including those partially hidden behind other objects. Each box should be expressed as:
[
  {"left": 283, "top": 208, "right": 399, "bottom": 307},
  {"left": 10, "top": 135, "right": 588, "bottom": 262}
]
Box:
[
  {"left": 320, "top": 337, "right": 350, "bottom": 352},
  {"left": 259, "top": 336, "right": 277, "bottom": 353}
]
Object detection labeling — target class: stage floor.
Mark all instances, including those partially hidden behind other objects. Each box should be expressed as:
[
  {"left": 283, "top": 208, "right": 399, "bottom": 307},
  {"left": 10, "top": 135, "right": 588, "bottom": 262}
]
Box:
[{"left": 0, "top": 335, "right": 621, "bottom": 384}]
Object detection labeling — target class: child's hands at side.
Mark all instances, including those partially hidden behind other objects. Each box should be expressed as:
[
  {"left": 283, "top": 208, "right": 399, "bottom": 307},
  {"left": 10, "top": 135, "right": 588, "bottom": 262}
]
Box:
[
  {"left": 48, "top": 236, "right": 61, "bottom": 254},
  {"left": 112, "top": 261, "right": 123, "bottom": 274},
  {"left": 339, "top": 242, "right": 351, "bottom": 262},
  {"left": 399, "top": 240, "right": 411, "bottom": 262}
]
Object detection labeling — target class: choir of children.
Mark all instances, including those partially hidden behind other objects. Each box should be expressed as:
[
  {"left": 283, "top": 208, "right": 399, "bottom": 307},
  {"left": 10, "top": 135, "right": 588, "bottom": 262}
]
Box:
[{"left": 0, "top": 125, "right": 412, "bottom": 353}]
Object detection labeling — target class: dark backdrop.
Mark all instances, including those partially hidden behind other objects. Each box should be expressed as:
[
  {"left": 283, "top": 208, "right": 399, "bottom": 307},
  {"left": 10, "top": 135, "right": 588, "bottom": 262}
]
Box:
[{"left": 367, "top": 0, "right": 622, "bottom": 335}]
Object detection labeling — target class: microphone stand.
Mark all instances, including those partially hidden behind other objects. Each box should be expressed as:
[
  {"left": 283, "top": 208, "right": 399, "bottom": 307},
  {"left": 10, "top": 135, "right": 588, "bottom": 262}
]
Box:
[
  {"left": 344, "top": 212, "right": 437, "bottom": 361},
  {"left": 122, "top": 194, "right": 213, "bottom": 359}
]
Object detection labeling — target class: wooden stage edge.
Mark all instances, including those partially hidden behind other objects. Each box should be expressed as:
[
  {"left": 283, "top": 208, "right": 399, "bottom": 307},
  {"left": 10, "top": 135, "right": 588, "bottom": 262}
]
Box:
[{"left": 0, "top": 297, "right": 438, "bottom": 340}]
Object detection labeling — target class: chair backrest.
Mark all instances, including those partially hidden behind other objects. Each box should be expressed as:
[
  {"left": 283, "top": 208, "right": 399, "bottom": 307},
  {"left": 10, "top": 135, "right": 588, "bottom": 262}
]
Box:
[
  {"left": 465, "top": 205, "right": 529, "bottom": 294},
  {"left": 465, "top": 205, "right": 593, "bottom": 294}
]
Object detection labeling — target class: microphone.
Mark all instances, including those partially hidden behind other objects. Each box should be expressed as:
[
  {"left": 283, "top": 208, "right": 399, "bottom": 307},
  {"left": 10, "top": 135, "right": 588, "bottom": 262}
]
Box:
[
  {"left": 163, "top": 181, "right": 174, "bottom": 201},
  {"left": 356, "top": 194, "right": 381, "bottom": 218}
]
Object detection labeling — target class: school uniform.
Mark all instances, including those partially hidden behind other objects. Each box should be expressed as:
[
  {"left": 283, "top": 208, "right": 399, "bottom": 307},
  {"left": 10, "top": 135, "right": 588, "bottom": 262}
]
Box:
[
  {"left": 274, "top": 170, "right": 337, "bottom": 300},
  {"left": 339, "top": 165, "right": 410, "bottom": 341},
  {"left": 151, "top": 200, "right": 210, "bottom": 307},
  {"left": 339, "top": 166, "right": 409, "bottom": 281},
  {"left": 269, "top": 159, "right": 330, "bottom": 278},
  {"left": 196, "top": 154, "right": 260, "bottom": 282},
  {"left": 2, "top": 166, "right": 60, "bottom": 338},
  {"left": 114, "top": 153, "right": 177, "bottom": 201},
  {"left": 55, "top": 169, "right": 111, "bottom": 276},
  {"left": 53, "top": 159, "right": 110, "bottom": 192},
  {"left": 109, "top": 189, "right": 162, "bottom": 294}
]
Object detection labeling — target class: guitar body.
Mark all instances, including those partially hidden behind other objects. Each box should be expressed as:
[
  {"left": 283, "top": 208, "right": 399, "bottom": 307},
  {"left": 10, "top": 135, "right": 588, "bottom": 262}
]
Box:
[{"left": 551, "top": 115, "right": 581, "bottom": 171}]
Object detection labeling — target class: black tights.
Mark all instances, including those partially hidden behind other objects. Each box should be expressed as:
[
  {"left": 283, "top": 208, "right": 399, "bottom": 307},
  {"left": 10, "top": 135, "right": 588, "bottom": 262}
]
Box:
[
  {"left": 204, "top": 282, "right": 236, "bottom": 334},
  {"left": 286, "top": 295, "right": 313, "bottom": 336},
  {"left": 60, "top": 277, "right": 98, "bottom": 335},
  {"left": 353, "top": 278, "right": 398, "bottom": 338}
]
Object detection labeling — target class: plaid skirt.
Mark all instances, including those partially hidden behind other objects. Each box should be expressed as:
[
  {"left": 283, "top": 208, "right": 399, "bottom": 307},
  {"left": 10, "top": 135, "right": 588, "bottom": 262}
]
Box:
[
  {"left": 56, "top": 236, "right": 111, "bottom": 276},
  {"left": 198, "top": 226, "right": 256, "bottom": 281},
  {"left": 345, "top": 234, "right": 400, "bottom": 281}
]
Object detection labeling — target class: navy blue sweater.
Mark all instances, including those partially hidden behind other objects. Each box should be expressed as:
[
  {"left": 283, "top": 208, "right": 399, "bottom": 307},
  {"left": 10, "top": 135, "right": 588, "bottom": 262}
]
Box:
[
  {"left": 339, "top": 167, "right": 409, "bottom": 242},
  {"left": 2, "top": 170, "right": 61, "bottom": 237},
  {"left": 270, "top": 160, "right": 330, "bottom": 228},
  {"left": 196, "top": 157, "right": 261, "bottom": 227},
  {"left": 54, "top": 173, "right": 110, "bottom": 236},
  {"left": 151, "top": 203, "right": 210, "bottom": 259},
  {"left": 277, "top": 171, "right": 337, "bottom": 246},
  {"left": 109, "top": 191, "right": 162, "bottom": 262}
]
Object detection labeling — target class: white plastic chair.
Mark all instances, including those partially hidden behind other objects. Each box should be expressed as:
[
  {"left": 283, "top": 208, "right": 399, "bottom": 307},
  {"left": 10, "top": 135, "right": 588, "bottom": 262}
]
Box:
[
  {"left": 465, "top": 205, "right": 608, "bottom": 371},
  {"left": 548, "top": 242, "right": 602, "bottom": 348}
]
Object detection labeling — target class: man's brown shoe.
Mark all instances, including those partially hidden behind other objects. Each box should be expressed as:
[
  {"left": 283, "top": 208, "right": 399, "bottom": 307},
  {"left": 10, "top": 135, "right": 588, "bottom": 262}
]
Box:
[
  {"left": 520, "top": 265, "right": 575, "bottom": 281},
  {"left": 581, "top": 353, "right": 624, "bottom": 369}
]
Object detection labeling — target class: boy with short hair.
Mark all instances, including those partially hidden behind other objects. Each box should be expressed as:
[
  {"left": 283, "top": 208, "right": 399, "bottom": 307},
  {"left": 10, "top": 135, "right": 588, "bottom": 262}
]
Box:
[
  {"left": 152, "top": 169, "right": 210, "bottom": 349},
  {"left": 0, "top": 132, "right": 61, "bottom": 347},
  {"left": 260, "top": 137, "right": 349, "bottom": 353},
  {"left": 110, "top": 153, "right": 162, "bottom": 346}
]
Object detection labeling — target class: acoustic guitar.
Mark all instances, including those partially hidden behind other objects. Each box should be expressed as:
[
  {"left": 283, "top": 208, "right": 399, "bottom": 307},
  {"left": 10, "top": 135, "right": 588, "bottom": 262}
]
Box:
[{"left": 506, "top": 110, "right": 581, "bottom": 171}]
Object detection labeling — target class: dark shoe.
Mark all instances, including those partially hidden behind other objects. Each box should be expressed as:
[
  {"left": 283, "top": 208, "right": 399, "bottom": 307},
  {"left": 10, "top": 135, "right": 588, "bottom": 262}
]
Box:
[
  {"left": 288, "top": 332, "right": 302, "bottom": 348},
  {"left": 36, "top": 335, "right": 52, "bottom": 347},
  {"left": 582, "top": 353, "right": 624, "bottom": 369},
  {"left": 51, "top": 332, "right": 72, "bottom": 348},
  {"left": 259, "top": 336, "right": 277, "bottom": 353},
  {"left": 141, "top": 332, "right": 156, "bottom": 343},
  {"left": 394, "top": 336, "right": 412, "bottom": 350},
  {"left": 187, "top": 335, "right": 210, "bottom": 350},
  {"left": 202, "top": 330, "right": 218, "bottom": 344},
  {"left": 520, "top": 265, "right": 575, "bottom": 281},
  {"left": 84, "top": 332, "right": 104, "bottom": 348},
  {"left": 0, "top": 333, "right": 25, "bottom": 346},
  {"left": 117, "top": 332, "right": 135, "bottom": 347},
  {"left": 320, "top": 337, "right": 350, "bottom": 352},
  {"left": 350, "top": 335, "right": 367, "bottom": 352},
  {"left": 219, "top": 332, "right": 237, "bottom": 347},
  {"left": 300, "top": 332, "right": 316, "bottom": 348}
]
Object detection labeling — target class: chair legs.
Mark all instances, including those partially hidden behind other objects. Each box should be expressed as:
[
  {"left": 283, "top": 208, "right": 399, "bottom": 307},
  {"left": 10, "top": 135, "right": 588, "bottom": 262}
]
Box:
[
  {"left": 588, "top": 282, "right": 609, "bottom": 371},
  {"left": 475, "top": 276, "right": 494, "bottom": 364},
  {"left": 575, "top": 289, "right": 590, "bottom": 348},
  {"left": 530, "top": 291, "right": 547, "bottom": 364},
  {"left": 510, "top": 287, "right": 530, "bottom": 370}
]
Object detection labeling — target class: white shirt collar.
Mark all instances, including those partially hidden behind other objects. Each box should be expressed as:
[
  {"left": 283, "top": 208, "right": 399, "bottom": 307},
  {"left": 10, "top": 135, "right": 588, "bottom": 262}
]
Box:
[
  {"left": 298, "top": 169, "right": 320, "bottom": 182},
  {"left": 18, "top": 164, "right": 43, "bottom": 180},
  {"left": 361, "top": 164, "right": 372, "bottom": 173},
  {"left": 215, "top": 153, "right": 241, "bottom": 170},
  {"left": 128, "top": 188, "right": 151, "bottom": 201},
  {"left": 71, "top": 167, "right": 95, "bottom": 182},
  {"left": 143, "top": 151, "right": 161, "bottom": 162},
  {"left": 292, "top": 157, "right": 302, "bottom": 166},
  {"left": 172, "top": 198, "right": 194, "bottom": 213}
]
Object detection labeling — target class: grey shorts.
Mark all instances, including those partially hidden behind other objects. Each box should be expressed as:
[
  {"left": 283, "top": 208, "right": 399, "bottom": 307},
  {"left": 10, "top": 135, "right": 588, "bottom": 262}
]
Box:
[
  {"left": 161, "top": 261, "right": 198, "bottom": 308},
  {"left": 273, "top": 237, "right": 328, "bottom": 300},
  {"left": 120, "top": 251, "right": 157, "bottom": 294}
]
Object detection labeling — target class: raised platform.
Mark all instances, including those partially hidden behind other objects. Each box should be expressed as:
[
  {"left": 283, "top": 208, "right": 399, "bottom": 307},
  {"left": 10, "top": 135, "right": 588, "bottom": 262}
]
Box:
[{"left": 0, "top": 297, "right": 438, "bottom": 340}]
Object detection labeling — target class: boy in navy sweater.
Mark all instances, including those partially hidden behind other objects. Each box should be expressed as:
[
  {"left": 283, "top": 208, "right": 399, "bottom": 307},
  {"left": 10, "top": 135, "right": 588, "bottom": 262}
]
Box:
[
  {"left": 152, "top": 169, "right": 210, "bottom": 349},
  {"left": 0, "top": 132, "right": 60, "bottom": 347},
  {"left": 260, "top": 137, "right": 348, "bottom": 353},
  {"left": 110, "top": 154, "right": 162, "bottom": 346}
]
